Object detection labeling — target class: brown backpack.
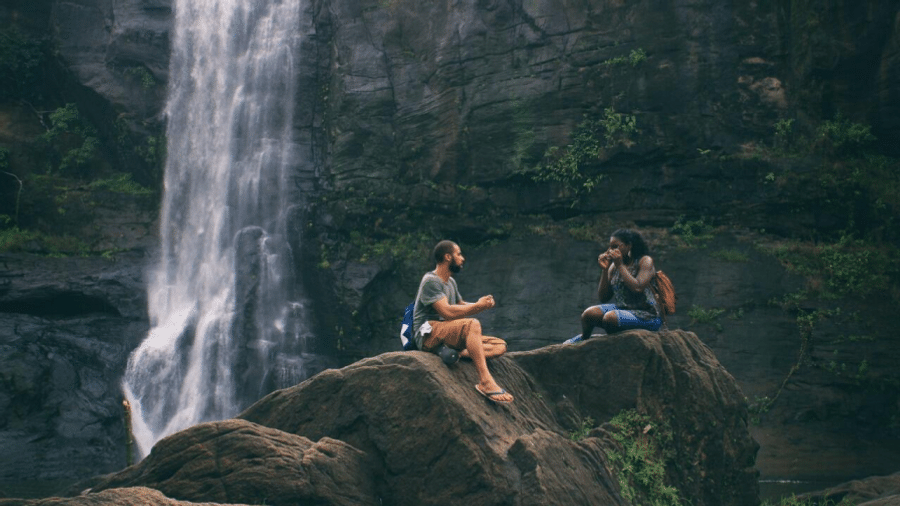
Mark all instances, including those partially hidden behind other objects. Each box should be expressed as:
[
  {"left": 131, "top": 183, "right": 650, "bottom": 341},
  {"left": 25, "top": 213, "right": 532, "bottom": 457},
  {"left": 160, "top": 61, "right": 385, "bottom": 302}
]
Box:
[{"left": 652, "top": 270, "right": 677, "bottom": 315}]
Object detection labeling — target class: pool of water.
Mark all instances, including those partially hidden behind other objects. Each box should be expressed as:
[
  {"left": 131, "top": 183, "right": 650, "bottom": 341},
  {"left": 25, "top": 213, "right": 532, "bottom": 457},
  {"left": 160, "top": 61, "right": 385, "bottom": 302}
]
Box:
[{"left": 0, "top": 479, "right": 78, "bottom": 499}]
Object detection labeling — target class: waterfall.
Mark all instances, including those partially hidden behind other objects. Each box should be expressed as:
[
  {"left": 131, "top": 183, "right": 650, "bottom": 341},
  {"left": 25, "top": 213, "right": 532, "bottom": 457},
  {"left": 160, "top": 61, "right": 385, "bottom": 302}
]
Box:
[{"left": 123, "top": 0, "right": 310, "bottom": 458}]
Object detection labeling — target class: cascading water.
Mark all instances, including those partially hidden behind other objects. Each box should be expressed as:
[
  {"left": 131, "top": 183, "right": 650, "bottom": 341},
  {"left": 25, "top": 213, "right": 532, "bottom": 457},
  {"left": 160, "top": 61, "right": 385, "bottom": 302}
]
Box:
[{"left": 123, "top": 0, "right": 310, "bottom": 458}]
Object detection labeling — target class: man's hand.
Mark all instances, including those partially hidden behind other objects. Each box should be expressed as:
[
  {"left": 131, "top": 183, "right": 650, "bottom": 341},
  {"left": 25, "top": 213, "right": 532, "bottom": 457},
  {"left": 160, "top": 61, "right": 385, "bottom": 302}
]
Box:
[{"left": 478, "top": 295, "right": 495, "bottom": 309}]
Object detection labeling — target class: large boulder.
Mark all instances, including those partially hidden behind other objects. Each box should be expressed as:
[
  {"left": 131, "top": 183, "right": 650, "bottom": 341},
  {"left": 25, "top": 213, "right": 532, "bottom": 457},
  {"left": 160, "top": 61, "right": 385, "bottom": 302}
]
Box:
[
  {"left": 83, "top": 329, "right": 758, "bottom": 506},
  {"left": 800, "top": 472, "right": 900, "bottom": 506},
  {"left": 89, "top": 420, "right": 376, "bottom": 506},
  {"left": 0, "top": 487, "right": 251, "bottom": 506}
]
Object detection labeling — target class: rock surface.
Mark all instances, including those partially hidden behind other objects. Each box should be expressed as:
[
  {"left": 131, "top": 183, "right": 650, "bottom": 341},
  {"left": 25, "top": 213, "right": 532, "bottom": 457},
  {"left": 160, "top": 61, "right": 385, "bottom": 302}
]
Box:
[
  {"left": 84, "top": 330, "right": 758, "bottom": 506},
  {"left": 0, "top": 487, "right": 251, "bottom": 506},
  {"left": 49, "top": 0, "right": 171, "bottom": 116},
  {"left": 799, "top": 472, "right": 900, "bottom": 506},
  {"left": 0, "top": 252, "right": 150, "bottom": 492},
  {"left": 90, "top": 420, "right": 376, "bottom": 506}
]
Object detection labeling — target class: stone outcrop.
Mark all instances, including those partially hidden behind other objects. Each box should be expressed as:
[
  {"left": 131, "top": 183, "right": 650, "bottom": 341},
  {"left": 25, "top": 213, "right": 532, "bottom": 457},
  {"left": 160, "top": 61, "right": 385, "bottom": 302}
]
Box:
[
  {"left": 0, "top": 487, "right": 252, "bottom": 506},
  {"left": 0, "top": 252, "right": 150, "bottom": 491},
  {"left": 89, "top": 420, "right": 376, "bottom": 506},
  {"left": 79, "top": 330, "right": 758, "bottom": 506},
  {"left": 48, "top": 0, "right": 172, "bottom": 116},
  {"left": 799, "top": 472, "right": 900, "bottom": 506}
]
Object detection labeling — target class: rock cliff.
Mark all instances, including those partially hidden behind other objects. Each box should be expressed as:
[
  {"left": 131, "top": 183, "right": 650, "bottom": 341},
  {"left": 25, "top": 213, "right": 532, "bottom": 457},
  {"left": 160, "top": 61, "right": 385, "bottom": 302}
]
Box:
[
  {"left": 1, "top": 0, "right": 899, "bottom": 499},
  {"left": 0, "top": 253, "right": 150, "bottom": 494},
  {"left": 76, "top": 330, "right": 756, "bottom": 505}
]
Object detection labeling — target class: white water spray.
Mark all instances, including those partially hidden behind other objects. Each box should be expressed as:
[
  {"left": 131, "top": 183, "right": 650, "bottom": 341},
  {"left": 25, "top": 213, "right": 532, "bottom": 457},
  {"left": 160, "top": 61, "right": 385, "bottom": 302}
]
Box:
[{"left": 124, "top": 0, "right": 310, "bottom": 458}]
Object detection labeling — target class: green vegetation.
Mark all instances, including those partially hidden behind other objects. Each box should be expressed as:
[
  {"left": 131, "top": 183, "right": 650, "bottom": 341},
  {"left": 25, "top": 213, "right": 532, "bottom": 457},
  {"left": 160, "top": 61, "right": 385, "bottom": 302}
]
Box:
[
  {"left": 0, "top": 14, "right": 168, "bottom": 254},
  {"left": 762, "top": 494, "right": 854, "bottom": 506},
  {"left": 761, "top": 113, "right": 899, "bottom": 243},
  {"left": 0, "top": 227, "right": 89, "bottom": 256},
  {"left": 0, "top": 170, "right": 153, "bottom": 255},
  {"left": 114, "top": 116, "right": 167, "bottom": 172},
  {"left": 767, "top": 234, "right": 896, "bottom": 300},
  {"left": 602, "top": 48, "right": 648, "bottom": 67},
  {"left": 351, "top": 230, "right": 433, "bottom": 264},
  {"left": 773, "top": 118, "right": 795, "bottom": 153},
  {"left": 530, "top": 108, "right": 639, "bottom": 200},
  {"left": 87, "top": 173, "right": 154, "bottom": 195},
  {"left": 688, "top": 305, "right": 726, "bottom": 331},
  {"left": 815, "top": 113, "right": 876, "bottom": 157},
  {"left": 510, "top": 101, "right": 537, "bottom": 170},
  {"left": 314, "top": 188, "right": 439, "bottom": 268},
  {"left": 728, "top": 307, "right": 745, "bottom": 320},
  {"left": 568, "top": 416, "right": 595, "bottom": 441},
  {"left": 124, "top": 66, "right": 156, "bottom": 89},
  {"left": 0, "top": 27, "right": 45, "bottom": 102},
  {"left": 40, "top": 103, "right": 101, "bottom": 175},
  {"left": 670, "top": 216, "right": 715, "bottom": 248},
  {"left": 606, "top": 409, "right": 683, "bottom": 506},
  {"left": 0, "top": 21, "right": 163, "bottom": 254}
]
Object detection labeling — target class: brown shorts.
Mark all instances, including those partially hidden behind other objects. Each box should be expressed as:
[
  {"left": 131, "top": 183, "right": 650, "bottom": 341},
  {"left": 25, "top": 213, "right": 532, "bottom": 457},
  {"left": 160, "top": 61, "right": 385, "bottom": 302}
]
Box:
[{"left": 422, "top": 318, "right": 506, "bottom": 352}]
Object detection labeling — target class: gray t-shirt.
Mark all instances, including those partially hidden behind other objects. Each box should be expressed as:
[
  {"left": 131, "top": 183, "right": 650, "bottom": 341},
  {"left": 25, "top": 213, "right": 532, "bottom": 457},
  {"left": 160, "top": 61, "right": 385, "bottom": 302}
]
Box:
[{"left": 413, "top": 271, "right": 462, "bottom": 349}]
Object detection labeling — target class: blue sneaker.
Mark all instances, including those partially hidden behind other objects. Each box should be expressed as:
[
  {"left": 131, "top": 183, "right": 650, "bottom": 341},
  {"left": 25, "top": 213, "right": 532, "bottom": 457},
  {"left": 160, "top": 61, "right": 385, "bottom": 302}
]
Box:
[{"left": 564, "top": 334, "right": 584, "bottom": 344}]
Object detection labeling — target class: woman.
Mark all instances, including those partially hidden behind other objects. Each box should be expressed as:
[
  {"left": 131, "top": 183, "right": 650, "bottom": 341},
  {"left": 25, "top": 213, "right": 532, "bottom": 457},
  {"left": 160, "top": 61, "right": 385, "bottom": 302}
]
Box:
[{"left": 565, "top": 228, "right": 662, "bottom": 344}]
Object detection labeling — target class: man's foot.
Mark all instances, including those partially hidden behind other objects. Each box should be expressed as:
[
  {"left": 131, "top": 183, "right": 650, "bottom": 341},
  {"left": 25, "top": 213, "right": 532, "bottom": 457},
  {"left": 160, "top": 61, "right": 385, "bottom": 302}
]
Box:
[
  {"left": 564, "top": 334, "right": 584, "bottom": 344},
  {"left": 475, "top": 383, "right": 513, "bottom": 403}
]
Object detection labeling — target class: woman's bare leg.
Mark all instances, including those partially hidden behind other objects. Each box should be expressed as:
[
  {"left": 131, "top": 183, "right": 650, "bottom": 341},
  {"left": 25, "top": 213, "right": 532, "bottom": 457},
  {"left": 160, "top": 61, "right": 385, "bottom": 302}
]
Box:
[
  {"left": 581, "top": 306, "right": 606, "bottom": 338},
  {"left": 601, "top": 311, "right": 618, "bottom": 331}
]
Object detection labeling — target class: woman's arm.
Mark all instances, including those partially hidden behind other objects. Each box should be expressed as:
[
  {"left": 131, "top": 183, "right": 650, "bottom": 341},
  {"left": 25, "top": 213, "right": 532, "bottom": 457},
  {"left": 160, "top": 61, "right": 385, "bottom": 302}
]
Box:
[
  {"left": 614, "top": 255, "right": 656, "bottom": 293},
  {"left": 597, "top": 252, "right": 613, "bottom": 301}
]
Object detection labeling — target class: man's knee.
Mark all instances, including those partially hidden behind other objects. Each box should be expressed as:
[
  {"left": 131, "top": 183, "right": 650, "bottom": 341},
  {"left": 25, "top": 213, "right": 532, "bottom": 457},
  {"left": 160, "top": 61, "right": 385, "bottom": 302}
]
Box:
[{"left": 462, "top": 318, "right": 482, "bottom": 336}]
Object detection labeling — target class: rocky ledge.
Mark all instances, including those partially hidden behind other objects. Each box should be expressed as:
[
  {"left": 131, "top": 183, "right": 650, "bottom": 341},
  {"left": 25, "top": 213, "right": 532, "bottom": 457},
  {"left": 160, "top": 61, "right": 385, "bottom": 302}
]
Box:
[
  {"left": 2, "top": 330, "right": 759, "bottom": 505},
  {"left": 799, "top": 472, "right": 900, "bottom": 506}
]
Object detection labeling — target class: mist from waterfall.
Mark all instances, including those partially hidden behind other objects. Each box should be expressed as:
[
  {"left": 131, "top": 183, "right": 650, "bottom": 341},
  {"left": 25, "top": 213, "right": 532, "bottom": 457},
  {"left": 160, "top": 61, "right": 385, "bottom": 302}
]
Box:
[{"left": 123, "top": 0, "right": 310, "bottom": 458}]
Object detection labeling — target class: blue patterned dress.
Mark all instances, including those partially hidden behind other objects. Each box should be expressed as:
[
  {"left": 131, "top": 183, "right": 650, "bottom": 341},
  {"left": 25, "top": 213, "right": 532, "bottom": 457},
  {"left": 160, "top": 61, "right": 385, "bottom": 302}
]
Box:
[{"left": 596, "top": 261, "right": 662, "bottom": 331}]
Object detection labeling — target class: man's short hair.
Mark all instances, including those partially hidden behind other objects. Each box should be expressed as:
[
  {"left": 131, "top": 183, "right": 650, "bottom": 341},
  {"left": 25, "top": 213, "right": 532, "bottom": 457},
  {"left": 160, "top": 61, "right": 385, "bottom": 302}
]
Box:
[{"left": 433, "top": 240, "right": 457, "bottom": 264}]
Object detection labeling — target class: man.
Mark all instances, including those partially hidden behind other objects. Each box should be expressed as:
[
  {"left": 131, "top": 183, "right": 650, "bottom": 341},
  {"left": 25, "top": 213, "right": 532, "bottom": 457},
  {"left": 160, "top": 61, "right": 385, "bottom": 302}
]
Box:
[{"left": 412, "top": 240, "right": 513, "bottom": 404}]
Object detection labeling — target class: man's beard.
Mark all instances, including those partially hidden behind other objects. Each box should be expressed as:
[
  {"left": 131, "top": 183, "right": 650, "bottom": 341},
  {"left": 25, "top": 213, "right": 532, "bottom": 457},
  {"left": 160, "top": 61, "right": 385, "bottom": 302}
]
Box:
[{"left": 449, "top": 261, "right": 462, "bottom": 273}]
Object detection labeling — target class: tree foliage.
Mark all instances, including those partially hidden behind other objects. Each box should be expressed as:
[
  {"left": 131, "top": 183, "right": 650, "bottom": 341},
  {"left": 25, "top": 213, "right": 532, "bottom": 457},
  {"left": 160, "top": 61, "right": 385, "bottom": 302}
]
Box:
[{"left": 0, "top": 28, "right": 45, "bottom": 102}]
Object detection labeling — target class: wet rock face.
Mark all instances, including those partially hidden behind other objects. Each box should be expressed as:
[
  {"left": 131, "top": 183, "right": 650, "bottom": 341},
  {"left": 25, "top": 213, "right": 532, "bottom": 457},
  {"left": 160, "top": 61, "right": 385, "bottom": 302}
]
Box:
[
  {"left": 309, "top": 0, "right": 900, "bottom": 202},
  {"left": 84, "top": 330, "right": 758, "bottom": 506},
  {"left": 0, "top": 253, "right": 150, "bottom": 492},
  {"left": 312, "top": 0, "right": 785, "bottom": 203},
  {"left": 49, "top": 0, "right": 172, "bottom": 115}
]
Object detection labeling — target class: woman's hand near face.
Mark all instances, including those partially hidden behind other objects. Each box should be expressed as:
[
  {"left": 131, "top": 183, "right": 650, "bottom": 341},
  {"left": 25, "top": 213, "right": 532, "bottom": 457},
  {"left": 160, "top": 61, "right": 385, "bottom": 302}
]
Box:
[
  {"left": 598, "top": 252, "right": 612, "bottom": 270},
  {"left": 608, "top": 248, "right": 623, "bottom": 266}
]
